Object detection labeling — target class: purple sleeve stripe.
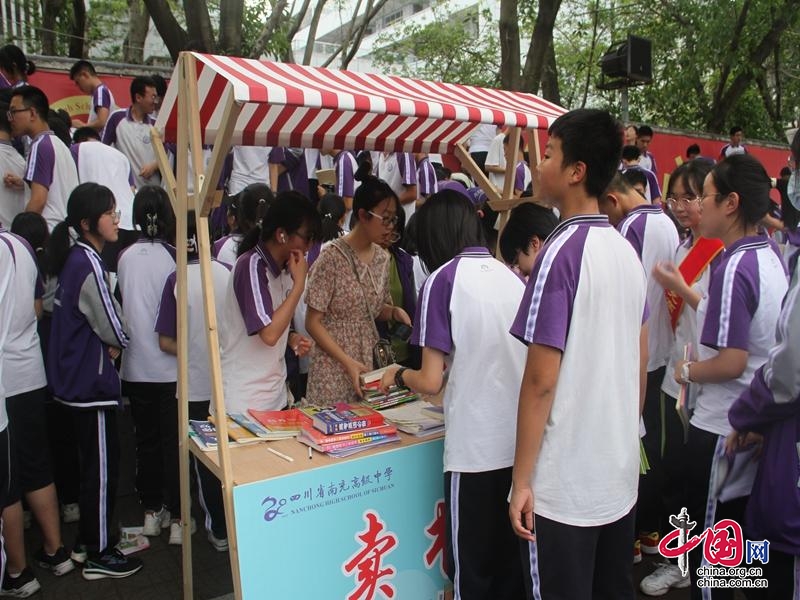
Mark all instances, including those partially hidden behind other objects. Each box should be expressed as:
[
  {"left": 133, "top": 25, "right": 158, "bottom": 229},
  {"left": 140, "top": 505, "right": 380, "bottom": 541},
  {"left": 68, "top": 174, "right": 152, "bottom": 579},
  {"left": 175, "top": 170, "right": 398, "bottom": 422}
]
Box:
[
  {"left": 416, "top": 268, "right": 438, "bottom": 346},
  {"left": 24, "top": 140, "right": 38, "bottom": 181},
  {"left": 85, "top": 248, "right": 129, "bottom": 347},
  {"left": 618, "top": 213, "right": 645, "bottom": 259},
  {"left": 716, "top": 252, "right": 744, "bottom": 348},
  {"left": 249, "top": 253, "right": 271, "bottom": 326},
  {"left": 522, "top": 225, "right": 578, "bottom": 341},
  {"left": 399, "top": 153, "right": 417, "bottom": 185}
]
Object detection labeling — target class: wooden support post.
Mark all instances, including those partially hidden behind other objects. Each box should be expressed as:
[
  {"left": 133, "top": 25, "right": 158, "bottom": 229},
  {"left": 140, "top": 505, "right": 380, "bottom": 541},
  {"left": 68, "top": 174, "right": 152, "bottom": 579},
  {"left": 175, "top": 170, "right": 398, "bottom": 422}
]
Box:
[
  {"left": 493, "top": 127, "right": 522, "bottom": 258},
  {"left": 453, "top": 142, "right": 500, "bottom": 204},
  {"left": 197, "top": 91, "right": 240, "bottom": 218}
]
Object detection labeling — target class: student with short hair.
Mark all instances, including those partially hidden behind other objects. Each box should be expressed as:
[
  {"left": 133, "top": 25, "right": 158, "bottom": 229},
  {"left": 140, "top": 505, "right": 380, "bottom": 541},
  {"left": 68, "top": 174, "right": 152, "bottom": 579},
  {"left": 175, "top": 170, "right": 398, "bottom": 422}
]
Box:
[
  {"left": 636, "top": 124, "right": 657, "bottom": 175},
  {"left": 212, "top": 183, "right": 272, "bottom": 268},
  {"left": 69, "top": 60, "right": 116, "bottom": 132},
  {"left": 508, "top": 109, "right": 648, "bottom": 599},
  {"left": 117, "top": 186, "right": 180, "bottom": 541},
  {"left": 155, "top": 211, "right": 230, "bottom": 551},
  {"left": 719, "top": 126, "right": 747, "bottom": 159},
  {"left": 673, "top": 154, "right": 788, "bottom": 599},
  {"left": 220, "top": 191, "right": 321, "bottom": 414},
  {"left": 47, "top": 183, "right": 142, "bottom": 579},
  {"left": 498, "top": 202, "right": 558, "bottom": 276},
  {"left": 620, "top": 144, "right": 662, "bottom": 204},
  {"left": 380, "top": 190, "right": 529, "bottom": 599}
]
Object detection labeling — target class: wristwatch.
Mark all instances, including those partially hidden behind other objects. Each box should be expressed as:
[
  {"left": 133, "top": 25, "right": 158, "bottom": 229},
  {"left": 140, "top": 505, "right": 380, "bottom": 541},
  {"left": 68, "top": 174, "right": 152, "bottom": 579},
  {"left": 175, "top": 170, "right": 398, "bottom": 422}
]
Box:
[
  {"left": 394, "top": 367, "right": 408, "bottom": 389},
  {"left": 681, "top": 361, "right": 694, "bottom": 384}
]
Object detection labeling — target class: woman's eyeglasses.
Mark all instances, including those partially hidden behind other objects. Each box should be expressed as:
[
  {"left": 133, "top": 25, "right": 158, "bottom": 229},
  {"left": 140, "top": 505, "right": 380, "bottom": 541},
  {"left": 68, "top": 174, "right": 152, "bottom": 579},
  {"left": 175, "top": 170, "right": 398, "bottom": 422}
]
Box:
[{"left": 368, "top": 211, "right": 399, "bottom": 227}]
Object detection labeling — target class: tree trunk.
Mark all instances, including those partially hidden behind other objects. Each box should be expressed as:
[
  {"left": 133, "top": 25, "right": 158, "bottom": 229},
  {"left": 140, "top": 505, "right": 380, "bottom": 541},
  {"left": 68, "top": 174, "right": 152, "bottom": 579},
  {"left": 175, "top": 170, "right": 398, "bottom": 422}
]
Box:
[
  {"left": 251, "top": 0, "right": 288, "bottom": 59},
  {"left": 40, "top": 0, "right": 65, "bottom": 55},
  {"left": 143, "top": 0, "right": 188, "bottom": 61},
  {"left": 340, "top": 0, "right": 392, "bottom": 68},
  {"left": 499, "top": 0, "right": 520, "bottom": 90},
  {"left": 301, "top": 0, "right": 328, "bottom": 65},
  {"left": 123, "top": 0, "right": 149, "bottom": 64},
  {"left": 520, "top": 0, "right": 562, "bottom": 94},
  {"left": 540, "top": 40, "right": 560, "bottom": 105},
  {"left": 69, "top": 0, "right": 86, "bottom": 57},
  {"left": 218, "top": 0, "right": 244, "bottom": 56},
  {"left": 183, "top": 0, "right": 215, "bottom": 52}
]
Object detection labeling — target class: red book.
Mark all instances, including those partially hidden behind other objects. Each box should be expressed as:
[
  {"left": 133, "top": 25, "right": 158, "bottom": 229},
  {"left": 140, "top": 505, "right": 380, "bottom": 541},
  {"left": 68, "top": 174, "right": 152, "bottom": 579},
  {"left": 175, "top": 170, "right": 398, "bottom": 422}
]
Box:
[{"left": 247, "top": 408, "right": 305, "bottom": 432}]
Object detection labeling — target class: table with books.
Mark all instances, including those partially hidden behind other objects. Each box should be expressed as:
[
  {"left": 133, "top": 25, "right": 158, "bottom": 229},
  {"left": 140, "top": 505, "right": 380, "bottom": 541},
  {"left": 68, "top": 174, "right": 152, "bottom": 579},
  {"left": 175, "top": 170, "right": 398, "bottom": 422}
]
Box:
[{"left": 189, "top": 367, "right": 449, "bottom": 599}]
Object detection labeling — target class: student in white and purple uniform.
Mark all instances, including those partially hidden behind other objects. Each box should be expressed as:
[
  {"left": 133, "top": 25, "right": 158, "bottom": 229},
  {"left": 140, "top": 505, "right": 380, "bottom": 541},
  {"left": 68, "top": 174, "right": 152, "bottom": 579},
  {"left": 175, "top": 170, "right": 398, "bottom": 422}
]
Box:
[
  {"left": 47, "top": 183, "right": 142, "bottom": 579},
  {"left": 219, "top": 192, "right": 320, "bottom": 414},
  {"left": 498, "top": 202, "right": 558, "bottom": 277},
  {"left": 380, "top": 190, "right": 528, "bottom": 599},
  {"left": 599, "top": 172, "right": 679, "bottom": 557},
  {"left": 0, "top": 225, "right": 74, "bottom": 592},
  {"left": 325, "top": 149, "right": 360, "bottom": 231},
  {"left": 69, "top": 60, "right": 116, "bottom": 133},
  {"left": 213, "top": 183, "right": 273, "bottom": 268},
  {"left": 673, "top": 154, "right": 788, "bottom": 599},
  {"left": 728, "top": 257, "right": 800, "bottom": 599},
  {"left": 268, "top": 147, "right": 309, "bottom": 199},
  {"left": 155, "top": 211, "right": 231, "bottom": 552},
  {"left": 0, "top": 97, "right": 28, "bottom": 229},
  {"left": 620, "top": 144, "right": 662, "bottom": 204},
  {"left": 508, "top": 109, "right": 648, "bottom": 600},
  {"left": 0, "top": 45, "right": 34, "bottom": 89},
  {"left": 636, "top": 124, "right": 658, "bottom": 176},
  {"left": 116, "top": 186, "right": 180, "bottom": 541},
  {"left": 7, "top": 86, "right": 79, "bottom": 232},
  {"left": 719, "top": 126, "right": 747, "bottom": 160},
  {"left": 374, "top": 151, "right": 417, "bottom": 224},
  {"left": 415, "top": 153, "right": 438, "bottom": 204},
  {"left": 0, "top": 236, "right": 16, "bottom": 592}
]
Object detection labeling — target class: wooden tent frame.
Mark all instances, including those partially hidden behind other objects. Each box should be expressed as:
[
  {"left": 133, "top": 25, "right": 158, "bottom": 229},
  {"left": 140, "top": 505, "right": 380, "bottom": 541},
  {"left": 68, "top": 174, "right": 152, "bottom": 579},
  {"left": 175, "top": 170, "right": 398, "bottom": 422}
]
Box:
[{"left": 150, "top": 51, "right": 551, "bottom": 600}]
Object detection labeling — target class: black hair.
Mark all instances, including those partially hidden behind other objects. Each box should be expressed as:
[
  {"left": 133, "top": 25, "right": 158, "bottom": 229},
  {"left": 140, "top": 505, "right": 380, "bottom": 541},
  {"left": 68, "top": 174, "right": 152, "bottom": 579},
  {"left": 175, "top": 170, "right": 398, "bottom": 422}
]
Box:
[
  {"left": 233, "top": 183, "right": 273, "bottom": 235},
  {"left": 710, "top": 154, "right": 771, "bottom": 226},
  {"left": 47, "top": 183, "right": 115, "bottom": 276},
  {"left": 637, "top": 125, "right": 654, "bottom": 138},
  {"left": 604, "top": 171, "right": 634, "bottom": 195},
  {"left": 0, "top": 45, "right": 34, "bottom": 80},
  {"left": 790, "top": 129, "right": 800, "bottom": 163},
  {"left": 48, "top": 111, "right": 72, "bottom": 147},
  {"left": 130, "top": 75, "right": 157, "bottom": 104},
  {"left": 73, "top": 126, "right": 100, "bottom": 144},
  {"left": 729, "top": 126, "right": 743, "bottom": 136},
  {"left": 686, "top": 143, "right": 701, "bottom": 158},
  {"left": 503, "top": 134, "right": 525, "bottom": 151},
  {"left": 354, "top": 151, "right": 373, "bottom": 182},
  {"left": 352, "top": 176, "right": 399, "bottom": 223},
  {"left": 401, "top": 212, "right": 418, "bottom": 254},
  {"left": 621, "top": 145, "right": 641, "bottom": 161},
  {"left": 151, "top": 74, "right": 167, "bottom": 98},
  {"left": 132, "top": 185, "right": 175, "bottom": 242},
  {"left": 621, "top": 168, "right": 647, "bottom": 191},
  {"left": 548, "top": 108, "right": 622, "bottom": 199},
  {"left": 499, "top": 202, "right": 558, "bottom": 265},
  {"left": 0, "top": 100, "right": 10, "bottom": 135},
  {"left": 237, "top": 191, "right": 322, "bottom": 257},
  {"left": 415, "top": 189, "right": 485, "bottom": 272},
  {"left": 10, "top": 211, "right": 49, "bottom": 273},
  {"left": 318, "top": 193, "right": 346, "bottom": 242},
  {"left": 11, "top": 85, "right": 48, "bottom": 120},
  {"left": 780, "top": 166, "right": 792, "bottom": 178},
  {"left": 69, "top": 59, "right": 96, "bottom": 79},
  {"left": 668, "top": 158, "right": 713, "bottom": 198}
]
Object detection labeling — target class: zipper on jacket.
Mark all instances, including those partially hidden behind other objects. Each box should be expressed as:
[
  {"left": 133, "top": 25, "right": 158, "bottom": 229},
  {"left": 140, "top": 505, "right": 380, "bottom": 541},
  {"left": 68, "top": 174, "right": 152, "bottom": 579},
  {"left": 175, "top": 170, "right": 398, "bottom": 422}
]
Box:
[{"left": 98, "top": 346, "right": 104, "bottom": 376}]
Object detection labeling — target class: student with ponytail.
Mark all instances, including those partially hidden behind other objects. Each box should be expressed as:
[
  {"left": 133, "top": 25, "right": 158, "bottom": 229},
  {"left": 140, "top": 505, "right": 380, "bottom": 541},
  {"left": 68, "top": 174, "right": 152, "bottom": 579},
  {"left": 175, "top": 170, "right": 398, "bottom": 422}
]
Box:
[
  {"left": 219, "top": 191, "right": 321, "bottom": 413},
  {"left": 116, "top": 185, "right": 181, "bottom": 542},
  {"left": 47, "top": 182, "right": 142, "bottom": 579},
  {"left": 213, "top": 183, "right": 273, "bottom": 267}
]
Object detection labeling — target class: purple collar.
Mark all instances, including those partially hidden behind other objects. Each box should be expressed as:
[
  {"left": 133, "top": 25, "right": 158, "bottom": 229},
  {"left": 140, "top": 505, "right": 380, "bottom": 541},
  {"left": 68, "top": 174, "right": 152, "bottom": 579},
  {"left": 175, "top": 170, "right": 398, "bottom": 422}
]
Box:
[
  {"left": 256, "top": 244, "right": 282, "bottom": 277},
  {"left": 726, "top": 235, "right": 769, "bottom": 257},
  {"left": 547, "top": 213, "right": 609, "bottom": 243}
]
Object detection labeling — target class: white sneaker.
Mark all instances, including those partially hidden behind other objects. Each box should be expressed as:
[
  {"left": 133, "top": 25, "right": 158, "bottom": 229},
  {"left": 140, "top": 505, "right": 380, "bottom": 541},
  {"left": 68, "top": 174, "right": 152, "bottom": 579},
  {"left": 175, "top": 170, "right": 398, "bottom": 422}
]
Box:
[
  {"left": 168, "top": 518, "right": 197, "bottom": 545},
  {"left": 639, "top": 563, "right": 690, "bottom": 596},
  {"left": 142, "top": 507, "right": 171, "bottom": 536},
  {"left": 61, "top": 503, "right": 80, "bottom": 524},
  {"left": 207, "top": 531, "right": 229, "bottom": 552}
]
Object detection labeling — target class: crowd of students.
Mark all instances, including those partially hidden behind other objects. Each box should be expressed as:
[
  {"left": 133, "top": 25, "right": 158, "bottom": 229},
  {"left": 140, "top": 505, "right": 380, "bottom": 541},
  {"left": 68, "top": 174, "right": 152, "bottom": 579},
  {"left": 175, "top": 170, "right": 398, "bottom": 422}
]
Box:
[{"left": 0, "top": 43, "right": 797, "bottom": 600}]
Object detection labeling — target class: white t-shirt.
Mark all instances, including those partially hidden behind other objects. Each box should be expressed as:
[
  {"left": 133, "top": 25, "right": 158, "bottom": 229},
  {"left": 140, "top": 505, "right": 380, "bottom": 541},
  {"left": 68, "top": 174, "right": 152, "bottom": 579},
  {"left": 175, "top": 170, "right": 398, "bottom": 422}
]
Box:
[
  {"left": 219, "top": 245, "right": 292, "bottom": 414},
  {"left": 0, "top": 230, "right": 46, "bottom": 396},
  {"left": 24, "top": 131, "right": 79, "bottom": 232},
  {"left": 692, "top": 237, "right": 788, "bottom": 437},
  {"left": 414, "top": 247, "right": 525, "bottom": 473},
  {"left": 0, "top": 238, "right": 15, "bottom": 430},
  {"left": 71, "top": 141, "right": 135, "bottom": 230},
  {"left": 228, "top": 146, "right": 271, "bottom": 196},
  {"left": 510, "top": 214, "right": 647, "bottom": 527},
  {"left": 212, "top": 233, "right": 243, "bottom": 269},
  {"left": 469, "top": 124, "right": 497, "bottom": 154},
  {"left": 485, "top": 133, "right": 507, "bottom": 190},
  {"left": 374, "top": 152, "right": 417, "bottom": 223},
  {"left": 0, "top": 141, "right": 28, "bottom": 229},
  {"left": 155, "top": 259, "right": 230, "bottom": 402},
  {"left": 118, "top": 239, "right": 177, "bottom": 383},
  {"left": 618, "top": 204, "right": 680, "bottom": 371},
  {"left": 102, "top": 107, "right": 160, "bottom": 190}
]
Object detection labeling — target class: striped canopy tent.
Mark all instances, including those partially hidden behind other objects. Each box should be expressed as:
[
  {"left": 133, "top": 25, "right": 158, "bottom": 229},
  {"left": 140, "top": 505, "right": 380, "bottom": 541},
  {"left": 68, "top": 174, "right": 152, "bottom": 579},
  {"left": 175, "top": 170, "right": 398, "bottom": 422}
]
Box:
[{"left": 152, "top": 52, "right": 565, "bottom": 600}]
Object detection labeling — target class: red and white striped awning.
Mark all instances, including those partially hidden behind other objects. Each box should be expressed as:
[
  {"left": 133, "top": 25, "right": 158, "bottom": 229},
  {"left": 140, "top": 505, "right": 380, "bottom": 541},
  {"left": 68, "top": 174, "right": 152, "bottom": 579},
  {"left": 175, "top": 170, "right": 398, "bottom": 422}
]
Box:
[{"left": 155, "top": 53, "right": 566, "bottom": 153}]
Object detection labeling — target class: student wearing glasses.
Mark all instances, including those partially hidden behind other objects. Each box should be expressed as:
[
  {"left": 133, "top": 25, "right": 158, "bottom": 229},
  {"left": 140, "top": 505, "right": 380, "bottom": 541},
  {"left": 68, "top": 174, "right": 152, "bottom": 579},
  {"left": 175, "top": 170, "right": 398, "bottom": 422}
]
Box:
[
  {"left": 305, "top": 177, "right": 412, "bottom": 406},
  {"left": 219, "top": 191, "right": 321, "bottom": 414}
]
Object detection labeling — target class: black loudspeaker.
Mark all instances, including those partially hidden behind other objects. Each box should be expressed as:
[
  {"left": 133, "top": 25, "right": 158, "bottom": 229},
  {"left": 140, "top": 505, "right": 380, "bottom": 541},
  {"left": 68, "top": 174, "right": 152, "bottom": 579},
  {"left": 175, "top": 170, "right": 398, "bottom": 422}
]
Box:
[{"left": 600, "top": 35, "right": 652, "bottom": 83}]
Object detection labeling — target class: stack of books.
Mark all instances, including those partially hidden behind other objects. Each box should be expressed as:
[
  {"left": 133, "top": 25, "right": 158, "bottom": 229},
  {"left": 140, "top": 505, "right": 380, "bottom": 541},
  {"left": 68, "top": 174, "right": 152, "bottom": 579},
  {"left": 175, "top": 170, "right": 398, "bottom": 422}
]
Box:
[
  {"left": 379, "top": 400, "right": 444, "bottom": 437},
  {"left": 247, "top": 408, "right": 307, "bottom": 437},
  {"left": 189, "top": 410, "right": 302, "bottom": 452},
  {"left": 359, "top": 365, "right": 419, "bottom": 410},
  {"left": 297, "top": 403, "right": 399, "bottom": 458}
]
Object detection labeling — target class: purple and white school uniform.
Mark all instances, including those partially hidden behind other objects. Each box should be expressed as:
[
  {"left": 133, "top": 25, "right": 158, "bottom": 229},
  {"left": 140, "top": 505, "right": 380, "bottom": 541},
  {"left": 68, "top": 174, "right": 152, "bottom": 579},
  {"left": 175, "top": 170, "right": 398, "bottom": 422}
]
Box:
[
  {"left": 103, "top": 107, "right": 159, "bottom": 189},
  {"left": 639, "top": 150, "right": 657, "bottom": 176},
  {"left": 89, "top": 83, "right": 116, "bottom": 129},
  {"left": 219, "top": 246, "right": 293, "bottom": 414},
  {"left": 24, "top": 131, "right": 79, "bottom": 231},
  {"left": 212, "top": 233, "right": 244, "bottom": 269},
  {"left": 374, "top": 152, "right": 417, "bottom": 223},
  {"left": 269, "top": 147, "right": 308, "bottom": 197},
  {"left": 416, "top": 156, "right": 438, "bottom": 199},
  {"left": 622, "top": 164, "right": 662, "bottom": 202},
  {"left": 334, "top": 150, "right": 359, "bottom": 231},
  {"left": 513, "top": 160, "right": 531, "bottom": 194},
  {"left": 71, "top": 141, "right": 136, "bottom": 230}
]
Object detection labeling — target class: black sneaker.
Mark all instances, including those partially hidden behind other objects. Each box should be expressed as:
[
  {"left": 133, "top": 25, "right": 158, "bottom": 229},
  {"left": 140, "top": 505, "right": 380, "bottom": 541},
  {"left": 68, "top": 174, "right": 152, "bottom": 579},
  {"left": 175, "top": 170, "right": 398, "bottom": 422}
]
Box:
[
  {"left": 82, "top": 549, "right": 143, "bottom": 580},
  {"left": 34, "top": 546, "right": 75, "bottom": 576},
  {"left": 0, "top": 567, "right": 41, "bottom": 597}
]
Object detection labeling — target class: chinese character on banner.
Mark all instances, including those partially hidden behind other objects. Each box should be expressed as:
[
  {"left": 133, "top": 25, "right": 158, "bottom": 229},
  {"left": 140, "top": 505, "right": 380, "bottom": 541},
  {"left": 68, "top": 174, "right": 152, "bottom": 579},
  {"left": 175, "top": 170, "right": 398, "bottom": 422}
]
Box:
[
  {"left": 745, "top": 540, "right": 769, "bottom": 565},
  {"left": 424, "top": 500, "right": 446, "bottom": 574},
  {"left": 660, "top": 509, "right": 747, "bottom": 571},
  {"left": 343, "top": 510, "right": 398, "bottom": 600}
]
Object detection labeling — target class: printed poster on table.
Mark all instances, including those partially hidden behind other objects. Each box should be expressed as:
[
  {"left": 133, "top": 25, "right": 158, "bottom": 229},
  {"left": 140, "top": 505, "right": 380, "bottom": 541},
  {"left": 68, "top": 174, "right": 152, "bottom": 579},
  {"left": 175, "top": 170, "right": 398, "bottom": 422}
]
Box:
[{"left": 233, "top": 438, "right": 447, "bottom": 599}]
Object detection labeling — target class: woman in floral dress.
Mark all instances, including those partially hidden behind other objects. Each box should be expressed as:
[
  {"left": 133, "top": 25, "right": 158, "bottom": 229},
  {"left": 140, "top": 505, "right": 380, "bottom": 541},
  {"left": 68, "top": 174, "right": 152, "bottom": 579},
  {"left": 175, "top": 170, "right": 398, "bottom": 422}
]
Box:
[{"left": 305, "top": 177, "right": 412, "bottom": 405}]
